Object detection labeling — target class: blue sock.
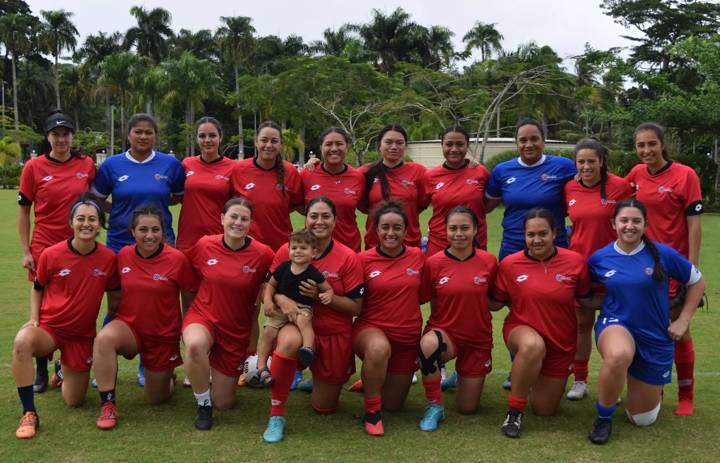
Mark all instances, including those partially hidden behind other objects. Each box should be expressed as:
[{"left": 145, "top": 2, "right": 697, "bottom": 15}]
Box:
[
  {"left": 596, "top": 400, "right": 617, "bottom": 422},
  {"left": 18, "top": 385, "right": 36, "bottom": 413}
]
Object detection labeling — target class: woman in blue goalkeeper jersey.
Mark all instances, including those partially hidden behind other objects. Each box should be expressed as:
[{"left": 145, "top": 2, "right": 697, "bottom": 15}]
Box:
[{"left": 586, "top": 199, "right": 704, "bottom": 445}]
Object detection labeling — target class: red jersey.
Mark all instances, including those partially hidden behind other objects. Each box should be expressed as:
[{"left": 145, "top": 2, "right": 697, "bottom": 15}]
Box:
[
  {"left": 626, "top": 162, "right": 703, "bottom": 258},
  {"left": 565, "top": 174, "right": 633, "bottom": 258},
  {"left": 19, "top": 154, "right": 96, "bottom": 259},
  {"left": 358, "top": 162, "right": 428, "bottom": 248},
  {"left": 357, "top": 246, "right": 425, "bottom": 345},
  {"left": 231, "top": 158, "right": 303, "bottom": 251},
  {"left": 300, "top": 164, "right": 365, "bottom": 252},
  {"left": 35, "top": 240, "right": 118, "bottom": 338},
  {"left": 185, "top": 235, "right": 273, "bottom": 346},
  {"left": 272, "top": 240, "right": 364, "bottom": 336},
  {"left": 176, "top": 156, "right": 235, "bottom": 250},
  {"left": 422, "top": 249, "right": 498, "bottom": 350},
  {"left": 425, "top": 162, "right": 490, "bottom": 255},
  {"left": 491, "top": 248, "right": 590, "bottom": 354},
  {"left": 115, "top": 244, "right": 199, "bottom": 341}
]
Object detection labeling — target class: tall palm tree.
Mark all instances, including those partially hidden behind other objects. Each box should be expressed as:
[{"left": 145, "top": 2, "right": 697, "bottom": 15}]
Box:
[
  {"left": 463, "top": 22, "right": 503, "bottom": 62},
  {"left": 75, "top": 32, "right": 124, "bottom": 68},
  {"left": 0, "top": 13, "right": 36, "bottom": 129},
  {"left": 354, "top": 7, "right": 418, "bottom": 74},
  {"left": 39, "top": 10, "right": 79, "bottom": 109},
  {"left": 411, "top": 25, "right": 456, "bottom": 70},
  {"left": 171, "top": 29, "right": 217, "bottom": 60},
  {"left": 124, "top": 6, "right": 174, "bottom": 64},
  {"left": 99, "top": 52, "right": 142, "bottom": 150}
]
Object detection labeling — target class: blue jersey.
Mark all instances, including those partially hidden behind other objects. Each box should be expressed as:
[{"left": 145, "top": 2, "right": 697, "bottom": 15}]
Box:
[
  {"left": 486, "top": 154, "right": 575, "bottom": 259},
  {"left": 92, "top": 152, "right": 184, "bottom": 252}
]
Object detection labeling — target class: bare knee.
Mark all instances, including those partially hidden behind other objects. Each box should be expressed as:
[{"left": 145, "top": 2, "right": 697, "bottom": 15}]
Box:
[
  {"left": 602, "top": 348, "right": 633, "bottom": 371},
  {"left": 93, "top": 331, "right": 117, "bottom": 355},
  {"left": 213, "top": 396, "right": 236, "bottom": 411},
  {"left": 13, "top": 333, "right": 34, "bottom": 360},
  {"left": 515, "top": 337, "right": 546, "bottom": 361},
  {"left": 419, "top": 333, "right": 439, "bottom": 357},
  {"left": 364, "top": 340, "right": 390, "bottom": 363},
  {"left": 185, "top": 340, "right": 209, "bottom": 361}
]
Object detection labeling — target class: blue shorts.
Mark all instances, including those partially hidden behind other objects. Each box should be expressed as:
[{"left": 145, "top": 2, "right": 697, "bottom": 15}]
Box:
[{"left": 595, "top": 315, "right": 673, "bottom": 386}]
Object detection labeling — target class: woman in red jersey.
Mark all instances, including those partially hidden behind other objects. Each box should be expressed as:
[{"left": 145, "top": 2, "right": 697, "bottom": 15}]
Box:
[
  {"left": 359, "top": 124, "right": 428, "bottom": 248},
  {"left": 424, "top": 126, "right": 490, "bottom": 256},
  {"left": 564, "top": 139, "right": 632, "bottom": 401},
  {"left": 262, "top": 196, "right": 365, "bottom": 443},
  {"left": 625, "top": 122, "right": 703, "bottom": 416},
  {"left": 176, "top": 117, "right": 235, "bottom": 251},
  {"left": 12, "top": 193, "right": 119, "bottom": 439},
  {"left": 417, "top": 207, "right": 498, "bottom": 432},
  {"left": 490, "top": 208, "right": 592, "bottom": 439},
  {"left": 92, "top": 205, "right": 199, "bottom": 430},
  {"left": 182, "top": 197, "right": 274, "bottom": 430},
  {"left": 230, "top": 121, "right": 303, "bottom": 251},
  {"left": 301, "top": 128, "right": 365, "bottom": 252},
  {"left": 18, "top": 111, "right": 96, "bottom": 393},
  {"left": 353, "top": 200, "right": 425, "bottom": 436}
]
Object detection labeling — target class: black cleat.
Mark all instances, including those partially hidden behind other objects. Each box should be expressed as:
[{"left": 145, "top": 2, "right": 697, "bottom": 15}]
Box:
[
  {"left": 33, "top": 372, "right": 48, "bottom": 394},
  {"left": 501, "top": 410, "right": 523, "bottom": 438},
  {"left": 588, "top": 418, "right": 612, "bottom": 444},
  {"left": 194, "top": 405, "right": 213, "bottom": 431}
]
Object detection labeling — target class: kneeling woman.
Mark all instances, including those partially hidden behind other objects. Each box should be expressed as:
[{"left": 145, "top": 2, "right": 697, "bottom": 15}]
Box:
[
  {"left": 92, "top": 206, "right": 199, "bottom": 430},
  {"left": 586, "top": 199, "right": 704, "bottom": 444},
  {"left": 12, "top": 194, "right": 119, "bottom": 439},
  {"left": 182, "top": 198, "right": 274, "bottom": 430},
  {"left": 418, "top": 207, "right": 498, "bottom": 431},
  {"left": 490, "top": 208, "right": 592, "bottom": 438},
  {"left": 353, "top": 200, "right": 425, "bottom": 436}
]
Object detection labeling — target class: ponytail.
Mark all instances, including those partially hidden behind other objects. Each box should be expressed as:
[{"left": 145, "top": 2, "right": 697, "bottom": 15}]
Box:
[
  {"left": 362, "top": 124, "right": 407, "bottom": 207},
  {"left": 641, "top": 235, "right": 666, "bottom": 282}
]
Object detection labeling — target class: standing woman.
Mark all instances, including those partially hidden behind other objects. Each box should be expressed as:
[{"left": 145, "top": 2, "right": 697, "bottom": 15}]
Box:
[
  {"left": 625, "top": 122, "right": 703, "bottom": 416},
  {"left": 425, "top": 125, "right": 490, "bottom": 255},
  {"left": 359, "top": 124, "right": 428, "bottom": 249},
  {"left": 564, "top": 139, "right": 632, "bottom": 400},
  {"left": 353, "top": 201, "right": 425, "bottom": 436},
  {"left": 417, "top": 207, "right": 498, "bottom": 431},
  {"left": 182, "top": 197, "right": 274, "bottom": 430},
  {"left": 490, "top": 209, "right": 592, "bottom": 438},
  {"left": 18, "top": 111, "right": 96, "bottom": 392},
  {"left": 231, "top": 121, "right": 303, "bottom": 251},
  {"left": 301, "top": 128, "right": 365, "bottom": 252},
  {"left": 92, "top": 206, "right": 198, "bottom": 430},
  {"left": 485, "top": 118, "right": 576, "bottom": 260},
  {"left": 12, "top": 194, "right": 119, "bottom": 439},
  {"left": 587, "top": 199, "right": 704, "bottom": 444},
  {"left": 176, "top": 117, "right": 235, "bottom": 251},
  {"left": 263, "top": 196, "right": 364, "bottom": 443}
]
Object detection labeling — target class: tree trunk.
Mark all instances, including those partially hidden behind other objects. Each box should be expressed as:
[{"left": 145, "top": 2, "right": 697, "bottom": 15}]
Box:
[
  {"left": 109, "top": 103, "right": 115, "bottom": 155},
  {"left": 120, "top": 94, "right": 126, "bottom": 152},
  {"left": 11, "top": 52, "right": 19, "bottom": 130},
  {"left": 235, "top": 64, "right": 243, "bottom": 157},
  {"left": 496, "top": 104, "right": 501, "bottom": 138},
  {"left": 54, "top": 47, "right": 61, "bottom": 109}
]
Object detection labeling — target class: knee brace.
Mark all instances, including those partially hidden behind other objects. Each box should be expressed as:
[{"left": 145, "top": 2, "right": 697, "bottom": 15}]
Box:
[
  {"left": 418, "top": 330, "right": 447, "bottom": 376},
  {"left": 626, "top": 401, "right": 661, "bottom": 426}
]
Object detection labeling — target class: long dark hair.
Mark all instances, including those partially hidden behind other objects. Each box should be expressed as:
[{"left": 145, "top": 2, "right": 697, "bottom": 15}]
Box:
[
  {"left": 574, "top": 138, "right": 609, "bottom": 200},
  {"left": 613, "top": 199, "right": 666, "bottom": 282},
  {"left": 634, "top": 122, "right": 670, "bottom": 161},
  {"left": 256, "top": 121, "right": 286, "bottom": 196},
  {"left": 362, "top": 124, "right": 408, "bottom": 207}
]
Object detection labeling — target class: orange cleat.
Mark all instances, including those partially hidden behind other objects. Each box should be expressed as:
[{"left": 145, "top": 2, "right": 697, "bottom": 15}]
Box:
[
  {"left": 16, "top": 411, "right": 39, "bottom": 439},
  {"left": 347, "top": 379, "right": 364, "bottom": 392},
  {"left": 96, "top": 402, "right": 118, "bottom": 430},
  {"left": 363, "top": 411, "right": 384, "bottom": 436},
  {"left": 674, "top": 400, "right": 694, "bottom": 416}
]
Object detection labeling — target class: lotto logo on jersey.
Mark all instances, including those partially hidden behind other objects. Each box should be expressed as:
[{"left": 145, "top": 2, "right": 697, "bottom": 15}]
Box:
[
  {"left": 242, "top": 265, "right": 257, "bottom": 273},
  {"left": 186, "top": 170, "right": 195, "bottom": 177},
  {"left": 505, "top": 177, "right": 516, "bottom": 185},
  {"left": 644, "top": 267, "right": 654, "bottom": 276},
  {"left": 207, "top": 258, "right": 219, "bottom": 266},
  {"left": 118, "top": 175, "right": 129, "bottom": 182},
  {"left": 658, "top": 186, "right": 673, "bottom": 193},
  {"left": 169, "top": 354, "right": 178, "bottom": 362},
  {"left": 473, "top": 276, "right": 487, "bottom": 285},
  {"left": 405, "top": 267, "right": 420, "bottom": 275},
  {"left": 86, "top": 356, "right": 93, "bottom": 365},
  {"left": 121, "top": 267, "right": 131, "bottom": 274},
  {"left": 568, "top": 199, "right": 576, "bottom": 207},
  {"left": 604, "top": 270, "right": 617, "bottom": 278},
  {"left": 484, "top": 359, "right": 492, "bottom": 368},
  {"left": 540, "top": 174, "right": 558, "bottom": 181},
  {"left": 438, "top": 276, "right": 450, "bottom": 285},
  {"left": 435, "top": 182, "right": 445, "bottom": 190},
  {"left": 310, "top": 184, "right": 321, "bottom": 191},
  {"left": 555, "top": 273, "right": 573, "bottom": 282},
  {"left": 42, "top": 175, "right": 54, "bottom": 182},
  {"left": 75, "top": 172, "right": 89, "bottom": 178},
  {"left": 694, "top": 204, "right": 703, "bottom": 213},
  {"left": 92, "top": 268, "right": 108, "bottom": 277},
  {"left": 368, "top": 270, "right": 382, "bottom": 279},
  {"left": 152, "top": 273, "right": 169, "bottom": 281},
  {"left": 154, "top": 173, "right": 169, "bottom": 181},
  {"left": 58, "top": 268, "right": 72, "bottom": 277},
  {"left": 516, "top": 274, "right": 528, "bottom": 282},
  {"left": 244, "top": 182, "right": 255, "bottom": 190}
]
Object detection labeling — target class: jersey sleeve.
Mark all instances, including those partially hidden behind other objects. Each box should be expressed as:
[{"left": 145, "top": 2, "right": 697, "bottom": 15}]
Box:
[
  {"left": 105, "top": 255, "right": 120, "bottom": 290},
  {"left": 92, "top": 160, "right": 114, "bottom": 198},
  {"left": 170, "top": 158, "right": 185, "bottom": 195},
  {"left": 490, "top": 262, "right": 509, "bottom": 303},
  {"left": 271, "top": 245, "right": 290, "bottom": 273},
  {"left": 683, "top": 168, "right": 703, "bottom": 216},
  {"left": 485, "top": 165, "right": 503, "bottom": 199},
  {"left": 87, "top": 159, "right": 97, "bottom": 184},
  {"left": 420, "top": 259, "right": 433, "bottom": 304},
  {"left": 176, "top": 252, "right": 200, "bottom": 292},
  {"left": 559, "top": 156, "right": 577, "bottom": 182},
  {"left": 575, "top": 260, "right": 592, "bottom": 298},
  {"left": 341, "top": 252, "right": 365, "bottom": 299},
  {"left": 18, "top": 162, "right": 36, "bottom": 204},
  {"left": 35, "top": 249, "right": 51, "bottom": 287},
  {"left": 183, "top": 238, "right": 204, "bottom": 269},
  {"left": 416, "top": 164, "right": 430, "bottom": 210},
  {"left": 660, "top": 243, "right": 698, "bottom": 285},
  {"left": 285, "top": 165, "right": 304, "bottom": 207}
]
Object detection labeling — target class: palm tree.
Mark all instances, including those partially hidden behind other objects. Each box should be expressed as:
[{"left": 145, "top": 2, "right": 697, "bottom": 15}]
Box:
[
  {"left": 124, "top": 6, "right": 174, "bottom": 64},
  {"left": 353, "top": 7, "right": 418, "bottom": 74},
  {"left": 463, "top": 22, "right": 503, "bottom": 62},
  {"left": 75, "top": 32, "right": 124, "bottom": 68},
  {"left": 411, "top": 25, "right": 456, "bottom": 70},
  {"left": 171, "top": 29, "right": 217, "bottom": 60},
  {"left": 39, "top": 10, "right": 79, "bottom": 109},
  {"left": 99, "top": 52, "right": 142, "bottom": 151},
  {"left": 0, "top": 13, "right": 36, "bottom": 129}
]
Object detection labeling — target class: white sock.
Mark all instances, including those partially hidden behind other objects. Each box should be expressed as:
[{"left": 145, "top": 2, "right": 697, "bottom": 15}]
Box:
[{"left": 194, "top": 390, "right": 211, "bottom": 407}]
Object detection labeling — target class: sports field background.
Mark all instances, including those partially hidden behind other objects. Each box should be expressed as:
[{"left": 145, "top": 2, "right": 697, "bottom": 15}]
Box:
[{"left": 0, "top": 189, "right": 718, "bottom": 462}]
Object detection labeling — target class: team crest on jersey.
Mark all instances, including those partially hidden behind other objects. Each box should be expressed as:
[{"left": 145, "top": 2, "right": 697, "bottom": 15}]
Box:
[
  {"left": 604, "top": 269, "right": 617, "bottom": 278},
  {"left": 118, "top": 175, "right": 129, "bottom": 182},
  {"left": 568, "top": 199, "right": 576, "bottom": 207},
  {"left": 465, "top": 179, "right": 480, "bottom": 185},
  {"left": 343, "top": 187, "right": 356, "bottom": 195},
  {"left": 186, "top": 170, "right": 195, "bottom": 177},
  {"left": 405, "top": 267, "right": 420, "bottom": 275},
  {"left": 207, "top": 258, "right": 219, "bottom": 266},
  {"left": 658, "top": 186, "right": 673, "bottom": 193},
  {"left": 42, "top": 175, "right": 53, "bottom": 182},
  {"left": 438, "top": 276, "right": 450, "bottom": 285},
  {"left": 310, "top": 184, "right": 321, "bottom": 191},
  {"left": 242, "top": 265, "right": 257, "bottom": 273},
  {"left": 400, "top": 179, "right": 415, "bottom": 186},
  {"left": 505, "top": 177, "right": 516, "bottom": 185},
  {"left": 473, "top": 275, "right": 487, "bottom": 285},
  {"left": 555, "top": 273, "right": 573, "bottom": 282},
  {"left": 244, "top": 182, "right": 255, "bottom": 190},
  {"left": 75, "top": 172, "right": 89, "bottom": 179},
  {"left": 516, "top": 274, "right": 528, "bottom": 282},
  {"left": 368, "top": 270, "right": 382, "bottom": 278},
  {"left": 322, "top": 271, "right": 339, "bottom": 279},
  {"left": 58, "top": 268, "right": 71, "bottom": 277},
  {"left": 215, "top": 175, "right": 229, "bottom": 181},
  {"left": 644, "top": 267, "right": 654, "bottom": 276},
  {"left": 154, "top": 173, "right": 169, "bottom": 181},
  {"left": 152, "top": 273, "right": 169, "bottom": 281},
  {"left": 121, "top": 267, "right": 131, "bottom": 274},
  {"left": 540, "top": 174, "right": 558, "bottom": 181},
  {"left": 435, "top": 182, "right": 445, "bottom": 190},
  {"left": 92, "top": 268, "right": 107, "bottom": 277}
]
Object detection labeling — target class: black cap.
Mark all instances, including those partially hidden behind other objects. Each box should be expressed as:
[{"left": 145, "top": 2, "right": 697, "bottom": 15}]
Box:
[{"left": 44, "top": 112, "right": 75, "bottom": 134}]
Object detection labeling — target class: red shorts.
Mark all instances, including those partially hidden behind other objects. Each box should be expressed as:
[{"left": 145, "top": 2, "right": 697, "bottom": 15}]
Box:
[
  {"left": 122, "top": 322, "right": 182, "bottom": 372},
  {"left": 311, "top": 331, "right": 355, "bottom": 385},
  {"left": 40, "top": 325, "right": 93, "bottom": 372},
  {"left": 353, "top": 322, "right": 419, "bottom": 375},
  {"left": 503, "top": 322, "right": 574, "bottom": 379},
  {"left": 183, "top": 310, "right": 248, "bottom": 378},
  {"left": 423, "top": 327, "right": 492, "bottom": 378}
]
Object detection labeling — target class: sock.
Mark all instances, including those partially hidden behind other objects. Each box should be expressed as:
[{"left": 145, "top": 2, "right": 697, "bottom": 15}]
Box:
[
  {"left": 423, "top": 376, "right": 443, "bottom": 405},
  {"left": 36, "top": 357, "right": 48, "bottom": 379},
  {"left": 573, "top": 359, "right": 589, "bottom": 383},
  {"left": 102, "top": 313, "right": 115, "bottom": 326},
  {"left": 507, "top": 395, "right": 528, "bottom": 413},
  {"left": 675, "top": 338, "right": 694, "bottom": 402},
  {"left": 364, "top": 395, "right": 382, "bottom": 414},
  {"left": 18, "top": 385, "right": 36, "bottom": 413},
  {"left": 595, "top": 400, "right": 617, "bottom": 422},
  {"left": 99, "top": 389, "right": 116, "bottom": 404},
  {"left": 269, "top": 351, "right": 297, "bottom": 416},
  {"left": 194, "top": 389, "right": 211, "bottom": 407}
]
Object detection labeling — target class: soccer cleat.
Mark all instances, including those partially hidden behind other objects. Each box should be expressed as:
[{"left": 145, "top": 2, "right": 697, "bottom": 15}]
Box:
[
  {"left": 194, "top": 405, "right": 213, "bottom": 430},
  {"left": 297, "top": 347, "right": 315, "bottom": 368},
  {"left": 289, "top": 370, "right": 302, "bottom": 391},
  {"left": 237, "top": 374, "right": 246, "bottom": 387},
  {"left": 96, "top": 402, "right": 118, "bottom": 430},
  {"left": 347, "top": 379, "right": 363, "bottom": 392},
  {"left": 50, "top": 360, "right": 63, "bottom": 388},
  {"left": 263, "top": 416, "right": 286, "bottom": 443},
  {"left": 500, "top": 410, "right": 523, "bottom": 438},
  {"left": 441, "top": 371, "right": 458, "bottom": 391},
  {"left": 419, "top": 403, "right": 445, "bottom": 432},
  {"left": 363, "top": 411, "right": 384, "bottom": 436},
  {"left": 674, "top": 400, "right": 694, "bottom": 416},
  {"left": 411, "top": 373, "right": 418, "bottom": 384},
  {"left": 566, "top": 381, "right": 588, "bottom": 401},
  {"left": 183, "top": 376, "right": 192, "bottom": 388},
  {"left": 33, "top": 373, "right": 48, "bottom": 394},
  {"left": 502, "top": 373, "right": 511, "bottom": 391},
  {"left": 588, "top": 418, "right": 612, "bottom": 444},
  {"left": 297, "top": 378, "right": 313, "bottom": 392},
  {"left": 16, "top": 411, "right": 39, "bottom": 439},
  {"left": 137, "top": 363, "right": 145, "bottom": 387}
]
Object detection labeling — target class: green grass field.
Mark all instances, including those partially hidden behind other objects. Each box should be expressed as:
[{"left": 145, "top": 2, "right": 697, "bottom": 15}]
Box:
[{"left": 0, "top": 189, "right": 718, "bottom": 462}]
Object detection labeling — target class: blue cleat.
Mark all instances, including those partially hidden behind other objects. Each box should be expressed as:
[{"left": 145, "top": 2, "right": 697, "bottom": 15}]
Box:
[
  {"left": 297, "top": 378, "right": 313, "bottom": 392},
  {"left": 289, "top": 370, "right": 302, "bottom": 391},
  {"left": 441, "top": 371, "right": 457, "bottom": 391},
  {"left": 137, "top": 356, "right": 145, "bottom": 387},
  {"left": 419, "top": 403, "right": 445, "bottom": 432},
  {"left": 263, "top": 416, "right": 286, "bottom": 443}
]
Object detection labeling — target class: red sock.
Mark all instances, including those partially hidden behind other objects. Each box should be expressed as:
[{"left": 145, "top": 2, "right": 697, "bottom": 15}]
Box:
[
  {"left": 675, "top": 338, "right": 695, "bottom": 402},
  {"left": 508, "top": 395, "right": 528, "bottom": 413},
  {"left": 573, "top": 359, "right": 589, "bottom": 383},
  {"left": 364, "top": 395, "right": 381, "bottom": 414},
  {"left": 269, "top": 351, "right": 297, "bottom": 416},
  {"left": 423, "top": 377, "right": 443, "bottom": 405}
]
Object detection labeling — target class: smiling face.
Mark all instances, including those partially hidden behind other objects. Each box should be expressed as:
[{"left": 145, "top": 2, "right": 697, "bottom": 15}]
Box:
[
  {"left": 321, "top": 132, "right": 348, "bottom": 168},
  {"left": 575, "top": 148, "right": 602, "bottom": 185},
  {"left": 377, "top": 212, "right": 406, "bottom": 253},
  {"left": 255, "top": 126, "right": 282, "bottom": 165},
  {"left": 196, "top": 122, "right": 221, "bottom": 158},
  {"left": 612, "top": 206, "right": 646, "bottom": 248},
  {"left": 71, "top": 204, "right": 100, "bottom": 241},
  {"left": 516, "top": 124, "right": 545, "bottom": 165},
  {"left": 442, "top": 131, "right": 468, "bottom": 168},
  {"left": 634, "top": 129, "right": 666, "bottom": 171},
  {"left": 47, "top": 127, "right": 73, "bottom": 156},
  {"left": 289, "top": 240, "right": 315, "bottom": 266},
  {"left": 446, "top": 212, "right": 477, "bottom": 251},
  {"left": 379, "top": 130, "right": 406, "bottom": 166},
  {"left": 305, "top": 201, "right": 336, "bottom": 241},
  {"left": 128, "top": 121, "right": 156, "bottom": 156},
  {"left": 221, "top": 204, "right": 251, "bottom": 241},
  {"left": 524, "top": 217, "right": 556, "bottom": 260},
  {"left": 131, "top": 215, "right": 163, "bottom": 255}
]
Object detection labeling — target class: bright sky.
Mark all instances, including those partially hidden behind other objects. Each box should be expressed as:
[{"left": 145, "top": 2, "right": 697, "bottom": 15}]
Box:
[{"left": 25, "top": 0, "right": 640, "bottom": 69}]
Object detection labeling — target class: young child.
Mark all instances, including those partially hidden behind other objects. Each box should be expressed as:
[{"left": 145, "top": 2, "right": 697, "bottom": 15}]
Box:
[{"left": 257, "top": 229, "right": 334, "bottom": 385}]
